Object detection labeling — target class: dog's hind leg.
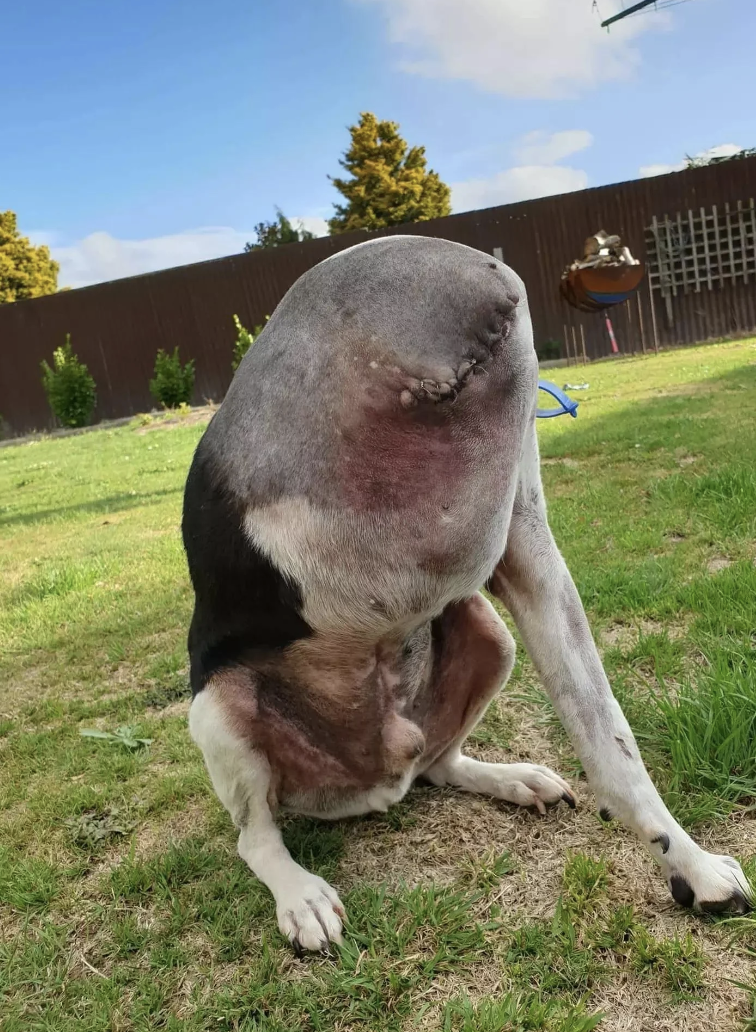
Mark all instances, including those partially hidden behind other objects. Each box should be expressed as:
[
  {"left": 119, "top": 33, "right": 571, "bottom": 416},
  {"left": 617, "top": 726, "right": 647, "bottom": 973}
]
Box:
[
  {"left": 420, "top": 594, "right": 576, "bottom": 813},
  {"left": 189, "top": 679, "right": 345, "bottom": 952},
  {"left": 488, "top": 422, "right": 751, "bottom": 914}
]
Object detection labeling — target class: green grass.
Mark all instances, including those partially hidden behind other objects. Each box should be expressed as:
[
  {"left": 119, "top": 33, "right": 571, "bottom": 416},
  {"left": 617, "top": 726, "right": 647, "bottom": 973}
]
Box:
[{"left": 1, "top": 340, "right": 756, "bottom": 1029}]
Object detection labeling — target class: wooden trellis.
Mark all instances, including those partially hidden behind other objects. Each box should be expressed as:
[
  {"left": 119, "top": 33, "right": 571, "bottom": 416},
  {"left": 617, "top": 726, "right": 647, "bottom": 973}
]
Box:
[{"left": 646, "top": 199, "right": 756, "bottom": 301}]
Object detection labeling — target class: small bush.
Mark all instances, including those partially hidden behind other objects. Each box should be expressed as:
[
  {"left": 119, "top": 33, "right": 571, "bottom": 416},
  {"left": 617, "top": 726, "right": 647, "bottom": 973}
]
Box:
[
  {"left": 536, "top": 338, "right": 562, "bottom": 362},
  {"left": 40, "top": 335, "right": 97, "bottom": 428},
  {"left": 231, "top": 313, "right": 268, "bottom": 373},
  {"left": 149, "top": 347, "right": 195, "bottom": 409}
]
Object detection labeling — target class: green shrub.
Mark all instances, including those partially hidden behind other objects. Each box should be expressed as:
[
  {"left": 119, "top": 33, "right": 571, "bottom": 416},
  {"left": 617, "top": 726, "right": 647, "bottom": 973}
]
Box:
[
  {"left": 40, "top": 335, "right": 97, "bottom": 428},
  {"left": 536, "top": 338, "right": 562, "bottom": 362},
  {"left": 231, "top": 313, "right": 268, "bottom": 373},
  {"left": 149, "top": 347, "right": 195, "bottom": 409}
]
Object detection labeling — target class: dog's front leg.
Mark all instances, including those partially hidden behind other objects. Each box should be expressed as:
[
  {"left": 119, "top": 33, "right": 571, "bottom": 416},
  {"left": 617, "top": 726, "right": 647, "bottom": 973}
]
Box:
[
  {"left": 488, "top": 425, "right": 751, "bottom": 914},
  {"left": 189, "top": 684, "right": 346, "bottom": 952}
]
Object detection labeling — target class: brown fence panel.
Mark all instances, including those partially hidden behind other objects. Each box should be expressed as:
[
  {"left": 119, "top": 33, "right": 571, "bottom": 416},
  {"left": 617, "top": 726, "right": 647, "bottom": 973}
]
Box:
[{"left": 2, "top": 156, "right": 755, "bottom": 434}]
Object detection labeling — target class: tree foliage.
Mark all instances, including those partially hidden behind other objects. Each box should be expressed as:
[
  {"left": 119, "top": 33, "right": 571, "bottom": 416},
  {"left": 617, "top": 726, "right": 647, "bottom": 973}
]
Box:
[
  {"left": 231, "top": 313, "right": 268, "bottom": 373},
  {"left": 328, "top": 112, "right": 451, "bottom": 234},
  {"left": 1, "top": 211, "right": 59, "bottom": 304},
  {"left": 40, "top": 336, "right": 96, "bottom": 428},
  {"left": 245, "top": 209, "right": 315, "bottom": 251}
]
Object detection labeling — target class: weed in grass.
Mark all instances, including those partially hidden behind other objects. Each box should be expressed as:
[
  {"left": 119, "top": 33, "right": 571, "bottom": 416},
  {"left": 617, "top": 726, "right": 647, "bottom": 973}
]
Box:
[
  {"left": 457, "top": 848, "right": 515, "bottom": 892},
  {"left": 65, "top": 805, "right": 137, "bottom": 851},
  {"left": 103, "top": 913, "right": 154, "bottom": 958},
  {"left": 630, "top": 926, "right": 707, "bottom": 1001},
  {"left": 505, "top": 902, "right": 608, "bottom": 1001},
  {"left": 561, "top": 854, "right": 610, "bottom": 915},
  {"left": 0, "top": 848, "right": 63, "bottom": 912},
  {"left": 443, "top": 993, "right": 603, "bottom": 1032},
  {"left": 79, "top": 725, "right": 153, "bottom": 750},
  {"left": 109, "top": 837, "right": 227, "bottom": 902}
]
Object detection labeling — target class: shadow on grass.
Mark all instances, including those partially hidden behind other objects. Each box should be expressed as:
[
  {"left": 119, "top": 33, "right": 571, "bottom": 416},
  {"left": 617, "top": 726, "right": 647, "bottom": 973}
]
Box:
[
  {"left": 0, "top": 486, "right": 183, "bottom": 530},
  {"left": 541, "top": 358, "right": 756, "bottom": 462}
]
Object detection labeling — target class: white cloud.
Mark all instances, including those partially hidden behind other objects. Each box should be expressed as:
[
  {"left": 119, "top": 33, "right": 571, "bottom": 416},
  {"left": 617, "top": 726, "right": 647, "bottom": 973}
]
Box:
[
  {"left": 451, "top": 129, "right": 592, "bottom": 212},
  {"left": 638, "top": 162, "right": 685, "bottom": 178},
  {"left": 31, "top": 226, "right": 255, "bottom": 289},
  {"left": 699, "top": 143, "right": 745, "bottom": 161},
  {"left": 514, "top": 130, "right": 593, "bottom": 166},
  {"left": 452, "top": 164, "right": 588, "bottom": 213},
  {"left": 289, "top": 215, "right": 330, "bottom": 237},
  {"left": 32, "top": 217, "right": 332, "bottom": 290},
  {"left": 357, "top": 0, "right": 664, "bottom": 99},
  {"left": 639, "top": 143, "right": 744, "bottom": 177}
]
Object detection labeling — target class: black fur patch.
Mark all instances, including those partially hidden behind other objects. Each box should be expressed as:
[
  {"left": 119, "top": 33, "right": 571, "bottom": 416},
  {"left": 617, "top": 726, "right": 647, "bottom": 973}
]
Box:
[
  {"left": 651, "top": 833, "right": 670, "bottom": 855},
  {"left": 670, "top": 874, "right": 695, "bottom": 908},
  {"left": 699, "top": 893, "right": 750, "bottom": 915},
  {"left": 614, "top": 736, "right": 633, "bottom": 759},
  {"left": 598, "top": 807, "right": 612, "bottom": 822},
  {"left": 182, "top": 445, "right": 312, "bottom": 694}
]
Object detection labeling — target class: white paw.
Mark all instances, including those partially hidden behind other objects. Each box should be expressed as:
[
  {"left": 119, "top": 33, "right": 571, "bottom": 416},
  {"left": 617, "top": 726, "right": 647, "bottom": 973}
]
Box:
[
  {"left": 275, "top": 874, "right": 346, "bottom": 953},
  {"left": 490, "top": 763, "right": 577, "bottom": 815},
  {"left": 664, "top": 848, "right": 752, "bottom": 914}
]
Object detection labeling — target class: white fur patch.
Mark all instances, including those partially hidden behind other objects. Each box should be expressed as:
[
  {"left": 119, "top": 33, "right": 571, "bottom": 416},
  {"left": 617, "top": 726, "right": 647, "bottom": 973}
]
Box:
[{"left": 245, "top": 497, "right": 510, "bottom": 637}]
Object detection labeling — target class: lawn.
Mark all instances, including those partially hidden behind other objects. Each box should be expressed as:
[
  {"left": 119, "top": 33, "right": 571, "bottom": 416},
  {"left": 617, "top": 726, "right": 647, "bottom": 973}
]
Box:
[{"left": 1, "top": 340, "right": 756, "bottom": 1031}]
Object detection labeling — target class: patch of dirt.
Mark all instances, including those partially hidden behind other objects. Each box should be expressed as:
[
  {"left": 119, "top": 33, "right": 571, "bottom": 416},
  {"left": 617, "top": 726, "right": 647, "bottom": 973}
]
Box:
[
  {"left": 600, "top": 617, "right": 690, "bottom": 650},
  {"left": 541, "top": 457, "right": 581, "bottom": 468},
  {"left": 675, "top": 451, "right": 700, "bottom": 468},
  {"left": 707, "top": 556, "right": 733, "bottom": 574},
  {"left": 335, "top": 690, "right": 756, "bottom": 1032},
  {"left": 148, "top": 699, "right": 190, "bottom": 721},
  {"left": 135, "top": 405, "right": 216, "bottom": 434}
]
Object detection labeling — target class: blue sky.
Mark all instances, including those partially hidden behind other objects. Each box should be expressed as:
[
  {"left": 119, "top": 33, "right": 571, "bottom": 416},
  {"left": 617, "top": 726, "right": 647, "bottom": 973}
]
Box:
[{"left": 3, "top": 0, "right": 754, "bottom": 287}]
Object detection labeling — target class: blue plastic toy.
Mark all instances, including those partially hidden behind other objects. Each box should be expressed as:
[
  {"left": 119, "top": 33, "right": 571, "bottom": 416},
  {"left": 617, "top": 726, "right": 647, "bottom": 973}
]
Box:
[{"left": 536, "top": 380, "right": 579, "bottom": 419}]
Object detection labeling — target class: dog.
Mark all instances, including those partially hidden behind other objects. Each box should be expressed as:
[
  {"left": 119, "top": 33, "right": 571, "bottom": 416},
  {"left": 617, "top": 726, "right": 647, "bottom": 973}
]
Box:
[{"left": 182, "top": 236, "right": 751, "bottom": 953}]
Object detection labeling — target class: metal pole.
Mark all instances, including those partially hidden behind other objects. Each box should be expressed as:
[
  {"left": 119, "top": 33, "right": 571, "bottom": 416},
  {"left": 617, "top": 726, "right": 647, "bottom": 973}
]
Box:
[
  {"left": 636, "top": 292, "right": 647, "bottom": 354},
  {"left": 580, "top": 324, "right": 588, "bottom": 365},
  {"left": 601, "top": 0, "right": 658, "bottom": 29},
  {"left": 647, "top": 275, "right": 660, "bottom": 353}
]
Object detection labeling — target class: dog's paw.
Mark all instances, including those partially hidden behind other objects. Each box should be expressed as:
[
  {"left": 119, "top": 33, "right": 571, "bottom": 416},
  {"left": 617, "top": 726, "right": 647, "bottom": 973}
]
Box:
[
  {"left": 276, "top": 874, "right": 346, "bottom": 954},
  {"left": 489, "top": 762, "right": 577, "bottom": 815},
  {"left": 664, "top": 849, "right": 752, "bottom": 915}
]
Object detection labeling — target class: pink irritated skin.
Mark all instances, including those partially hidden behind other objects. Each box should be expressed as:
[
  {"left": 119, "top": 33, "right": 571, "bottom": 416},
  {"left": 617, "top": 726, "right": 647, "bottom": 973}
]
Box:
[{"left": 218, "top": 593, "right": 512, "bottom": 809}]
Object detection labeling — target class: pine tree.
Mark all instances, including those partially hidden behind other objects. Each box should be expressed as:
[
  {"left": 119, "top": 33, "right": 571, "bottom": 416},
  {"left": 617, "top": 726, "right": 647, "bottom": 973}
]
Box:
[{"left": 328, "top": 113, "right": 451, "bottom": 234}]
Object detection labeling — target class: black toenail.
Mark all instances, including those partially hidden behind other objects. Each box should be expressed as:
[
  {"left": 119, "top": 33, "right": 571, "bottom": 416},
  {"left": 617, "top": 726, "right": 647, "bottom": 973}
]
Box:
[{"left": 670, "top": 874, "right": 695, "bottom": 908}]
